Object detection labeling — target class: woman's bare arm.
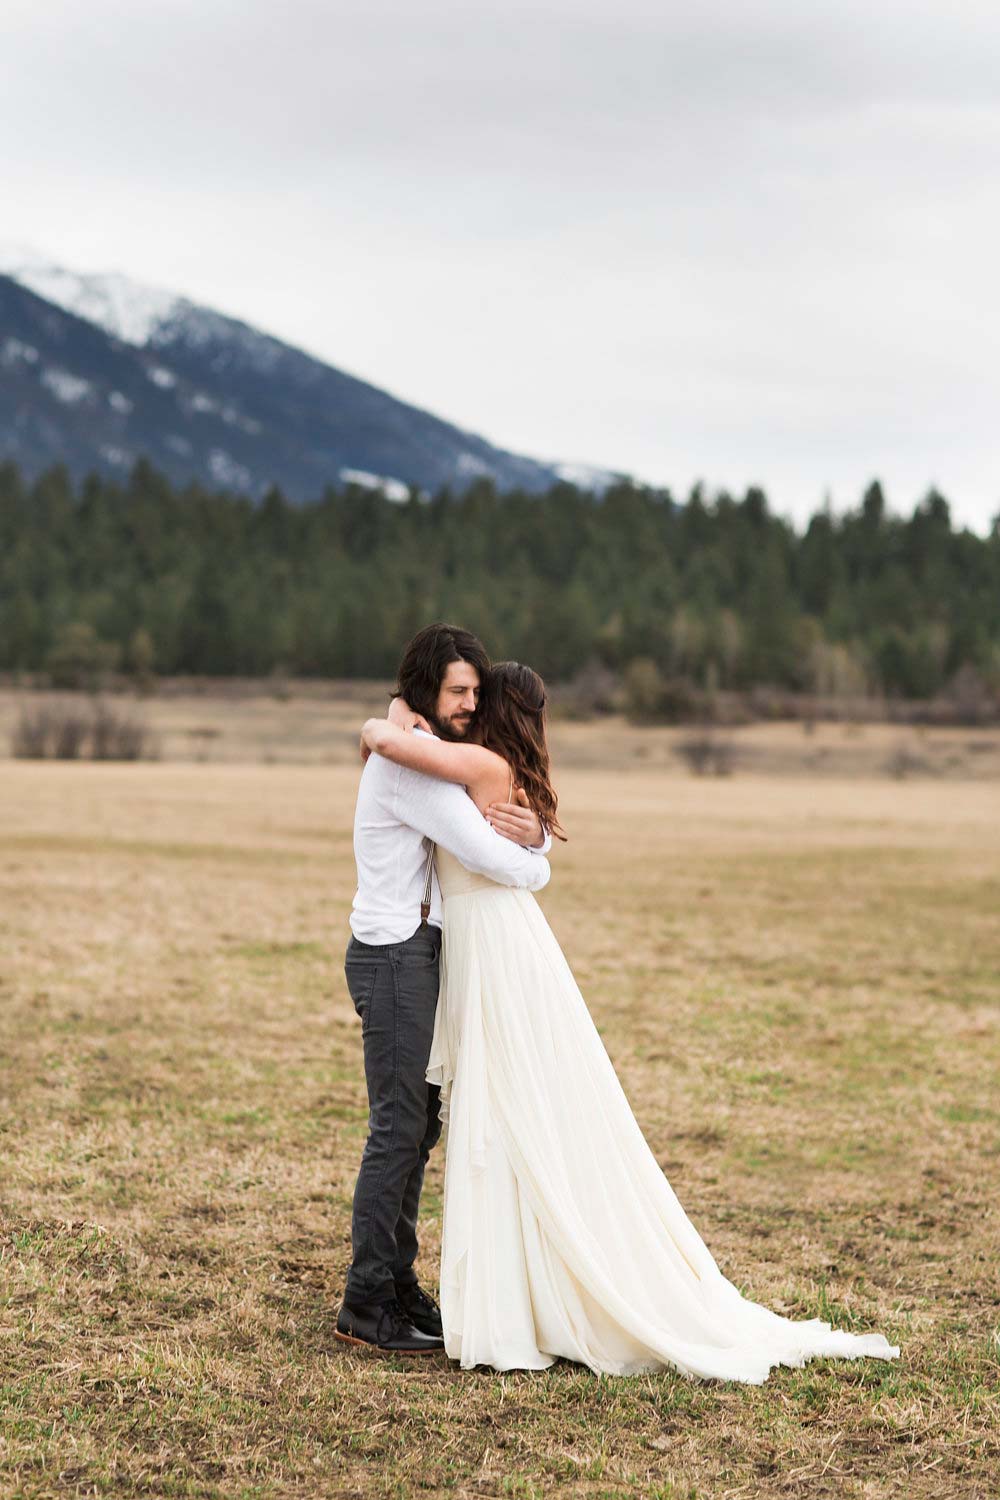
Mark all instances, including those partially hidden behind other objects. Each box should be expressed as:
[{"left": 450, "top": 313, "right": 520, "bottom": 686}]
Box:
[
  {"left": 361, "top": 718, "right": 506, "bottom": 790},
  {"left": 360, "top": 718, "right": 546, "bottom": 843}
]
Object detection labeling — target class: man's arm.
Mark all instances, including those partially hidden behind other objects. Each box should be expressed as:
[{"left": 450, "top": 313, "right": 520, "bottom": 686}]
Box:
[{"left": 396, "top": 767, "right": 550, "bottom": 892}]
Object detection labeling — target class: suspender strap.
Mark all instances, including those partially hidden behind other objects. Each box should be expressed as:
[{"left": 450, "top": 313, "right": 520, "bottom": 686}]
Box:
[{"left": 420, "top": 843, "right": 435, "bottom": 923}]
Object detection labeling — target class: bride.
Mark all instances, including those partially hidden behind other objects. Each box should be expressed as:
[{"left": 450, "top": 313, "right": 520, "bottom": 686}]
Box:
[{"left": 359, "top": 661, "right": 899, "bottom": 1382}]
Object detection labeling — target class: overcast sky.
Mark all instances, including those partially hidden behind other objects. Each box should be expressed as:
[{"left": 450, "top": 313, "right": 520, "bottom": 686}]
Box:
[{"left": 3, "top": 0, "right": 999, "bottom": 530}]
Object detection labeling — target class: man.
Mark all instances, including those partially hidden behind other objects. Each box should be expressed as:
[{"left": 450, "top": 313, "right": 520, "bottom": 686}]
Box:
[{"left": 336, "top": 623, "right": 551, "bottom": 1354}]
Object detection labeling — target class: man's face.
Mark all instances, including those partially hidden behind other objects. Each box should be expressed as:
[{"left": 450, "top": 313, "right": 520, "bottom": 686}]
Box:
[{"left": 433, "top": 659, "right": 481, "bottom": 740}]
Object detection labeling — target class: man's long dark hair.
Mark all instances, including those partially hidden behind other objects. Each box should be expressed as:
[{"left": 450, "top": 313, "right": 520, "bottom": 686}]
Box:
[
  {"left": 394, "top": 622, "right": 491, "bottom": 729},
  {"left": 479, "top": 661, "right": 566, "bottom": 840}
]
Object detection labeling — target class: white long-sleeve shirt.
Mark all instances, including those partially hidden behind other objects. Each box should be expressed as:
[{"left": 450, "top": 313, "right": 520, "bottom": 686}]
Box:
[{"left": 349, "top": 747, "right": 552, "bottom": 944}]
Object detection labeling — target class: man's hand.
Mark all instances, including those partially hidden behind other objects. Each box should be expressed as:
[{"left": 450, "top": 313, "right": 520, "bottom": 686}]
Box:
[
  {"left": 487, "top": 787, "right": 546, "bottom": 848},
  {"left": 387, "top": 695, "right": 433, "bottom": 734}
]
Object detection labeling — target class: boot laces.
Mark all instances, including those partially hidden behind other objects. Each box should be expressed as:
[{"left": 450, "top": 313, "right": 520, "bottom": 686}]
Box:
[
  {"left": 377, "top": 1297, "right": 411, "bottom": 1342},
  {"left": 402, "top": 1284, "right": 439, "bottom": 1315},
  {"left": 410, "top": 1278, "right": 437, "bottom": 1314}
]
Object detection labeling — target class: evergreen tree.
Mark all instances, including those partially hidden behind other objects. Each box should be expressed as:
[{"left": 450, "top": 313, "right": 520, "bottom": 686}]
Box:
[{"left": 0, "top": 459, "right": 996, "bottom": 710}]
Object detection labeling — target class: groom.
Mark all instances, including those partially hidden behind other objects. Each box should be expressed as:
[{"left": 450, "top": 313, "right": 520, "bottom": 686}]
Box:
[{"left": 336, "top": 623, "right": 551, "bottom": 1354}]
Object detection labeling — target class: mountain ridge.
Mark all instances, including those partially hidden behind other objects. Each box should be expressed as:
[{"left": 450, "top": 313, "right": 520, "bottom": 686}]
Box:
[{"left": 0, "top": 247, "right": 621, "bottom": 501}]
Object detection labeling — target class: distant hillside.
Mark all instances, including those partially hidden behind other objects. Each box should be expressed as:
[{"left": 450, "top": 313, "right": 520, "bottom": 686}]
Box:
[{"left": 0, "top": 248, "right": 619, "bottom": 501}]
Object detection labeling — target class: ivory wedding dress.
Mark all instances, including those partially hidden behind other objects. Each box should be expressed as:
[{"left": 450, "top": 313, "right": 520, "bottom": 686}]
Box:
[{"left": 426, "top": 844, "right": 899, "bottom": 1381}]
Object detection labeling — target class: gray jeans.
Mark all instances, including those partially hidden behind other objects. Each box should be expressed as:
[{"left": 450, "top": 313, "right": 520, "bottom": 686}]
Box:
[{"left": 343, "top": 924, "right": 443, "bottom": 1307}]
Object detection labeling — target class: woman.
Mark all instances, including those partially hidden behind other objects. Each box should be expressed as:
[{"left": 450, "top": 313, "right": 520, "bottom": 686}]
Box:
[{"left": 359, "top": 662, "right": 898, "bottom": 1381}]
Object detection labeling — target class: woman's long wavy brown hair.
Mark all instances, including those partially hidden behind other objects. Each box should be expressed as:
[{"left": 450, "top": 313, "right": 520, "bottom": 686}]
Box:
[{"left": 479, "top": 661, "right": 566, "bottom": 841}]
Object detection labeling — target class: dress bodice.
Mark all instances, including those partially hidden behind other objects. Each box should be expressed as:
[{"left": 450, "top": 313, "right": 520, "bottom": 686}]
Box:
[
  {"left": 435, "top": 773, "right": 514, "bottom": 900},
  {"left": 435, "top": 843, "right": 503, "bottom": 899}
]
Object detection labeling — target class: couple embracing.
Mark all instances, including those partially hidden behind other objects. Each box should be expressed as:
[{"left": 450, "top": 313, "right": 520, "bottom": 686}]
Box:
[{"left": 336, "top": 623, "right": 898, "bottom": 1381}]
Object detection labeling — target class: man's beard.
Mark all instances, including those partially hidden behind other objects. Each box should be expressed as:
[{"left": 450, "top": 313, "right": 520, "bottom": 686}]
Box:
[{"left": 433, "top": 712, "right": 475, "bottom": 742}]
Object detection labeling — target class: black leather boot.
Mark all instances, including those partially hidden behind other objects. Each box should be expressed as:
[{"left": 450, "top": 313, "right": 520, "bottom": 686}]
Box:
[
  {"left": 334, "top": 1297, "right": 443, "bottom": 1354},
  {"left": 394, "top": 1281, "right": 443, "bottom": 1338}
]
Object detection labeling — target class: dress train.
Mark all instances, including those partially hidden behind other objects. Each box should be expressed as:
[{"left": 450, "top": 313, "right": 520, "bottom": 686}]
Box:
[{"left": 427, "top": 848, "right": 899, "bottom": 1381}]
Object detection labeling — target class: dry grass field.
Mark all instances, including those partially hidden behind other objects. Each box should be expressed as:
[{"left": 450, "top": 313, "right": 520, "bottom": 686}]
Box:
[{"left": 2, "top": 744, "right": 999, "bottom": 1497}]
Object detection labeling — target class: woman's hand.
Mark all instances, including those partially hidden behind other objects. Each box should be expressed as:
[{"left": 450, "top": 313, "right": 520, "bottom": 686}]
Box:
[
  {"left": 387, "top": 695, "right": 433, "bottom": 734},
  {"left": 486, "top": 787, "right": 546, "bottom": 848},
  {"left": 360, "top": 717, "right": 392, "bottom": 765}
]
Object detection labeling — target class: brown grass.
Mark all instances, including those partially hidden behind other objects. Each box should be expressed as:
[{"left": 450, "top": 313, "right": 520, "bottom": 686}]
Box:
[{"left": 1, "top": 756, "right": 999, "bottom": 1498}]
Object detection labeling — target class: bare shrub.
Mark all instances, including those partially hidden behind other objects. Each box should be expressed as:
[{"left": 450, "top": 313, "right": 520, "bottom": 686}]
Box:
[
  {"left": 747, "top": 685, "right": 795, "bottom": 720},
  {"left": 52, "top": 708, "right": 91, "bottom": 759},
  {"left": 11, "top": 698, "right": 155, "bottom": 761},
  {"left": 944, "top": 664, "right": 999, "bottom": 726},
  {"left": 113, "top": 716, "right": 155, "bottom": 760},
  {"left": 885, "top": 738, "right": 931, "bottom": 779},
  {"left": 675, "top": 730, "right": 736, "bottom": 776},
  {"left": 90, "top": 700, "right": 117, "bottom": 760},
  {"left": 11, "top": 705, "right": 56, "bottom": 758},
  {"left": 91, "top": 699, "right": 154, "bottom": 760},
  {"left": 560, "top": 659, "right": 620, "bottom": 719}
]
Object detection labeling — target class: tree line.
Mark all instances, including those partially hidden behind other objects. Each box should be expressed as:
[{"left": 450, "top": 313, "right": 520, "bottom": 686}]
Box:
[{"left": 1, "top": 459, "right": 999, "bottom": 705}]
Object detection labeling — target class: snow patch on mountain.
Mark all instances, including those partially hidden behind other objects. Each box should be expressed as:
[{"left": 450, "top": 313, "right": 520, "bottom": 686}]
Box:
[
  {"left": 456, "top": 452, "right": 495, "bottom": 479},
  {"left": 340, "top": 468, "right": 411, "bottom": 503},
  {"left": 551, "top": 461, "right": 620, "bottom": 492},
  {"left": 41, "top": 368, "right": 93, "bottom": 404},
  {"left": 1, "top": 245, "right": 296, "bottom": 396},
  {"left": 2, "top": 337, "right": 39, "bottom": 366},
  {"left": 100, "top": 444, "right": 132, "bottom": 468},
  {"left": 0, "top": 244, "right": 181, "bottom": 345},
  {"left": 224, "top": 408, "right": 261, "bottom": 435},
  {"left": 208, "top": 449, "right": 253, "bottom": 490}
]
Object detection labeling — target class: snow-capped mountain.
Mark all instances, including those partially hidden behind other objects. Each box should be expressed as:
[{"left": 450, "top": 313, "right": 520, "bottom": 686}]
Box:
[
  {"left": 0, "top": 244, "right": 182, "bottom": 346},
  {"left": 0, "top": 246, "right": 621, "bottom": 501}
]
